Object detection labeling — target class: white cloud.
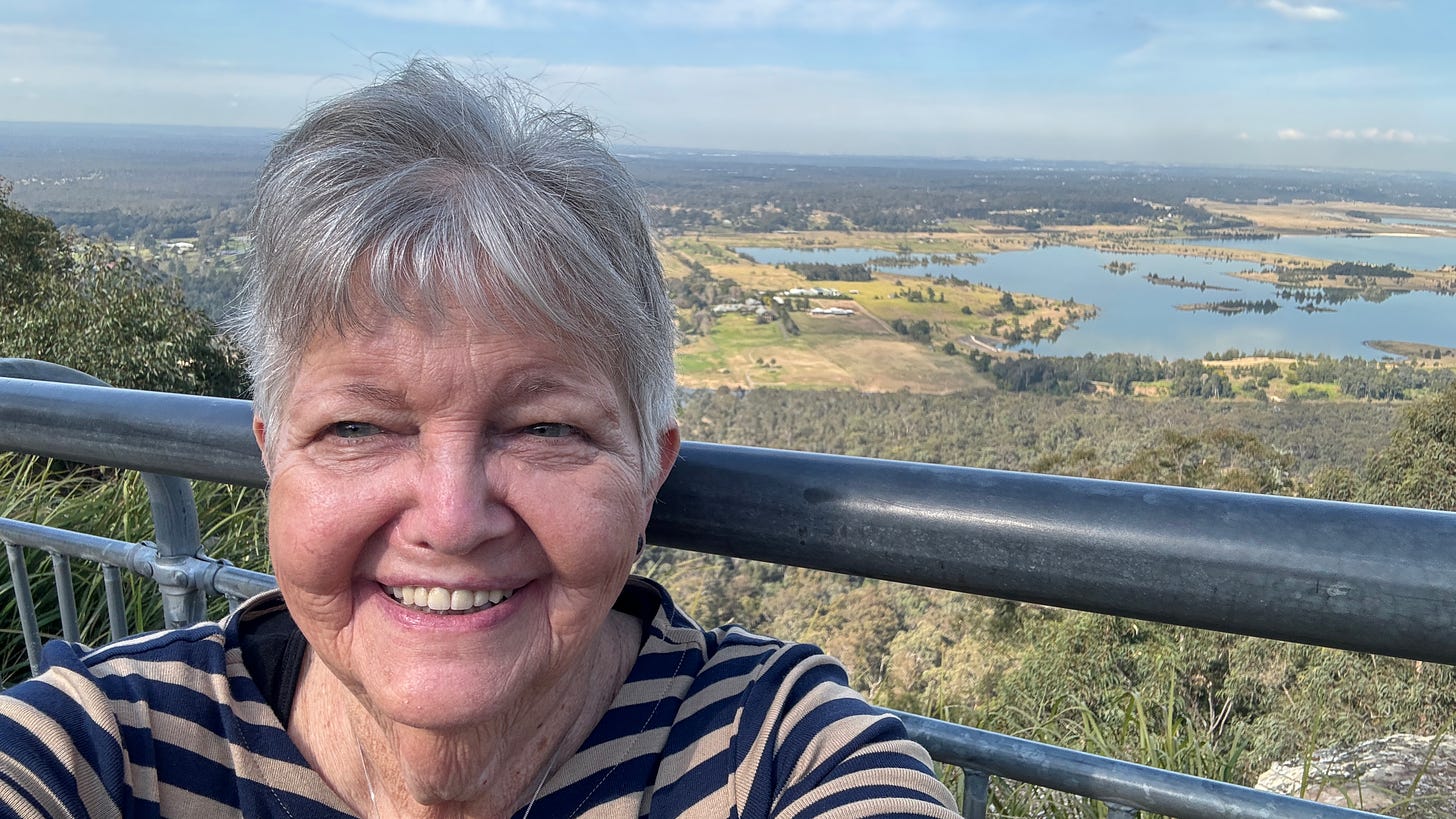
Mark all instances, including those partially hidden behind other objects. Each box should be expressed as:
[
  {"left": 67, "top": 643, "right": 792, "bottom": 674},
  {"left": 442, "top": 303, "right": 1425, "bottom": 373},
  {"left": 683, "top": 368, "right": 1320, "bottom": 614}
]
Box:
[
  {"left": 330, "top": 0, "right": 508, "bottom": 26},
  {"left": 468, "top": 56, "right": 1327, "bottom": 165},
  {"left": 1260, "top": 1, "right": 1345, "bottom": 21},
  {"left": 309, "top": 0, "right": 601, "bottom": 27},
  {"left": 0, "top": 23, "right": 108, "bottom": 59},
  {"left": 311, "top": 0, "right": 954, "bottom": 30},
  {"left": 0, "top": 22, "right": 359, "bottom": 126},
  {"left": 636, "top": 0, "right": 953, "bottom": 31},
  {"left": 1326, "top": 126, "right": 1445, "bottom": 143},
  {"left": 467, "top": 56, "right": 1076, "bottom": 155},
  {"left": 1277, "top": 128, "right": 1307, "bottom": 140},
  {"left": 1362, "top": 127, "right": 1413, "bottom": 142}
]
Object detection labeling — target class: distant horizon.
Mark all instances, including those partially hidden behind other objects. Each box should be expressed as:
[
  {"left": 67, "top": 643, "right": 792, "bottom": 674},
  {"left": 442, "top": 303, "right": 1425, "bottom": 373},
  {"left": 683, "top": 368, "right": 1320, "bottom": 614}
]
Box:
[
  {"left": 5, "top": 118, "right": 1456, "bottom": 181},
  {"left": 3, "top": 2, "right": 1453, "bottom": 173}
]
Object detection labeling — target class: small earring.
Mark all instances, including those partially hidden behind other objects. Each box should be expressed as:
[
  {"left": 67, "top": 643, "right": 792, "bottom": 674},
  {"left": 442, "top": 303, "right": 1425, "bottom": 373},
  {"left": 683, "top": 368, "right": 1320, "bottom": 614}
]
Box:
[{"left": 636, "top": 534, "right": 645, "bottom": 557}]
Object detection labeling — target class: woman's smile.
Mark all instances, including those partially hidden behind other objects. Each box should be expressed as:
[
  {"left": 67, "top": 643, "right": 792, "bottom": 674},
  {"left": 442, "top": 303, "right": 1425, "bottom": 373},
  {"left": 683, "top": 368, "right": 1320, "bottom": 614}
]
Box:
[{"left": 383, "top": 582, "right": 517, "bottom": 614}]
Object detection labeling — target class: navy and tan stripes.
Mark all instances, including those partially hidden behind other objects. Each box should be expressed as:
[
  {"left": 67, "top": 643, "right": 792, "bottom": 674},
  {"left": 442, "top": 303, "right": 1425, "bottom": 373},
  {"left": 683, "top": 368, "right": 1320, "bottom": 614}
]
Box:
[{"left": 0, "top": 577, "right": 958, "bottom": 818}]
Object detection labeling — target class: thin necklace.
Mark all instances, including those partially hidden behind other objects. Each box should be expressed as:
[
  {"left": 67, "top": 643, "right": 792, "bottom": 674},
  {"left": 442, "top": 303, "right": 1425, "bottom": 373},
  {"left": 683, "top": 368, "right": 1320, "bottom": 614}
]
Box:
[
  {"left": 519, "top": 739, "right": 565, "bottom": 819},
  {"left": 353, "top": 736, "right": 565, "bottom": 819},
  {"left": 355, "top": 740, "right": 379, "bottom": 819}
]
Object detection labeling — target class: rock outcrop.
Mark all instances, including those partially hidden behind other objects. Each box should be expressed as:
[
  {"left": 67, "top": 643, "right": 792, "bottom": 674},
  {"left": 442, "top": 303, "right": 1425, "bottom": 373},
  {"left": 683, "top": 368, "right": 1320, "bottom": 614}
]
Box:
[{"left": 1256, "top": 733, "right": 1456, "bottom": 818}]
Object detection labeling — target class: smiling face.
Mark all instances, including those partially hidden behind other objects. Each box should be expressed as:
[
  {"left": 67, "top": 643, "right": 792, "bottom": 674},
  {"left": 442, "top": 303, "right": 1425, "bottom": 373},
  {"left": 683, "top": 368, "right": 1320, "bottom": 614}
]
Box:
[{"left": 257, "top": 305, "right": 677, "bottom": 731}]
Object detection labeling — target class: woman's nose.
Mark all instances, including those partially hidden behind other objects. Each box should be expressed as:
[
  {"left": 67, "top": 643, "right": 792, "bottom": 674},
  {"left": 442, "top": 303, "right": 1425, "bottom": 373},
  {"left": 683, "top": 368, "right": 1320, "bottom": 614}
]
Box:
[{"left": 397, "top": 445, "right": 515, "bottom": 555}]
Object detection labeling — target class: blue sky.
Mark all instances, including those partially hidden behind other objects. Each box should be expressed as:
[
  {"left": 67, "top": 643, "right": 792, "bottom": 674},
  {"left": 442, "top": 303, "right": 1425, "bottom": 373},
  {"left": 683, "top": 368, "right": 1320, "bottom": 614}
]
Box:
[{"left": 3, "top": 0, "right": 1452, "bottom": 172}]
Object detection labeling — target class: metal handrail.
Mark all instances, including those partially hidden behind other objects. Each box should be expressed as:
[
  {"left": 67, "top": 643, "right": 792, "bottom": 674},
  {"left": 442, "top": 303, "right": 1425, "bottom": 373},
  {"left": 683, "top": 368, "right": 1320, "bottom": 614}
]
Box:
[
  {"left": 0, "top": 374, "right": 1428, "bottom": 818},
  {"left": 897, "top": 709, "right": 1380, "bottom": 819},
  {"left": 0, "top": 518, "right": 276, "bottom": 604},
  {"left": 0, "top": 360, "right": 210, "bottom": 655}
]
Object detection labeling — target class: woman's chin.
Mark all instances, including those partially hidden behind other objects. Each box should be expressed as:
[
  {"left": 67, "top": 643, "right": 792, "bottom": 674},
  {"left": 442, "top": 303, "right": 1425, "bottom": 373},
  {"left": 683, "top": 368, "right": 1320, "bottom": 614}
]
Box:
[
  {"left": 359, "top": 658, "right": 529, "bottom": 732},
  {"left": 347, "top": 582, "right": 545, "bottom": 730}
]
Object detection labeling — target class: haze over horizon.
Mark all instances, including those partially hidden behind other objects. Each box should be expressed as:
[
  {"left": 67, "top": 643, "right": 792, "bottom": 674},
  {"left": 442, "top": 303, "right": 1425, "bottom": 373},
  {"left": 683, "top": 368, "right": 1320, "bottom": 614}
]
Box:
[{"left": 3, "top": 1, "right": 1453, "bottom": 174}]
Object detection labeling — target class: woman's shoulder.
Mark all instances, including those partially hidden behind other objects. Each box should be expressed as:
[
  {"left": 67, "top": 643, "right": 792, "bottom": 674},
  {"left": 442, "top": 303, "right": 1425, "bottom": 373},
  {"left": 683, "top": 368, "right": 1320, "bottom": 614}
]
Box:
[
  {"left": 0, "top": 590, "right": 349, "bottom": 817},
  {"left": 620, "top": 576, "right": 959, "bottom": 817},
  {"left": 625, "top": 574, "right": 842, "bottom": 683},
  {"left": 19, "top": 589, "right": 283, "bottom": 690},
  {"left": 1, "top": 590, "right": 283, "bottom": 740}
]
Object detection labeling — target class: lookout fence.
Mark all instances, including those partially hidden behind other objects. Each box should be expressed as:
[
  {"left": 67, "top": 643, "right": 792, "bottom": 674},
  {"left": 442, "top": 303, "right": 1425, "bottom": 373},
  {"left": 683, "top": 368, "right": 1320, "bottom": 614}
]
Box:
[{"left": 3, "top": 358, "right": 1449, "bottom": 818}]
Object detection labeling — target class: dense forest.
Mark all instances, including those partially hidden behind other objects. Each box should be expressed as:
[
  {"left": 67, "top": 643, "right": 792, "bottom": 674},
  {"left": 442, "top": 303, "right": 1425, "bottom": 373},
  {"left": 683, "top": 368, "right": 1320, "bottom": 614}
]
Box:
[
  {"left": 630, "top": 151, "right": 1456, "bottom": 232},
  {"left": 989, "top": 351, "right": 1456, "bottom": 401},
  {"left": 672, "top": 388, "right": 1396, "bottom": 485},
  {"left": 0, "top": 183, "right": 245, "bottom": 397}
]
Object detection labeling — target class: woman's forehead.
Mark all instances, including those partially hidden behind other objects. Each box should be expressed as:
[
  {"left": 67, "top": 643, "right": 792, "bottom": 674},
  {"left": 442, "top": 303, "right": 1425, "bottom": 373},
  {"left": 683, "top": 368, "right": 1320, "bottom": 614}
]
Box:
[{"left": 295, "top": 314, "right": 626, "bottom": 408}]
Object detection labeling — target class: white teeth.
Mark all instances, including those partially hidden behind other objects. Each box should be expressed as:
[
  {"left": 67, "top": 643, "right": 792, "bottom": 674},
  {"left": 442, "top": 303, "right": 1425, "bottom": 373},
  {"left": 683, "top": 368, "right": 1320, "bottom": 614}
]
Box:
[
  {"left": 427, "top": 587, "right": 451, "bottom": 611},
  {"left": 387, "top": 584, "right": 515, "bottom": 614}
]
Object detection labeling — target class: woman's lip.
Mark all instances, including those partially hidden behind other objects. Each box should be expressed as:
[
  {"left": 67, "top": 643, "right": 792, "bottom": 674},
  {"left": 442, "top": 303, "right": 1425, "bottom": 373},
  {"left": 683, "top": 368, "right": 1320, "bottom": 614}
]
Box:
[{"left": 374, "top": 577, "right": 527, "bottom": 592}]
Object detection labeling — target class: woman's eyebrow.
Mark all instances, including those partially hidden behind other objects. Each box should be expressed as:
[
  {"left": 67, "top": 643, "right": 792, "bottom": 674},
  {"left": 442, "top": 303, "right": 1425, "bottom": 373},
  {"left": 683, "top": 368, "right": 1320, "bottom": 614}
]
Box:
[
  {"left": 497, "top": 372, "right": 623, "bottom": 421},
  {"left": 339, "top": 382, "right": 410, "bottom": 409},
  {"left": 499, "top": 371, "right": 575, "bottom": 398}
]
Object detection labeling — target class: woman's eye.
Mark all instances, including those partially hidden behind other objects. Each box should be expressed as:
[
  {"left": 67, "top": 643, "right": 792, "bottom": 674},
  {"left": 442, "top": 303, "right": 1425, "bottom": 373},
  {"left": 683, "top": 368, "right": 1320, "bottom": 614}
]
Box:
[
  {"left": 524, "top": 422, "right": 576, "bottom": 439},
  {"left": 329, "top": 421, "right": 381, "bottom": 439}
]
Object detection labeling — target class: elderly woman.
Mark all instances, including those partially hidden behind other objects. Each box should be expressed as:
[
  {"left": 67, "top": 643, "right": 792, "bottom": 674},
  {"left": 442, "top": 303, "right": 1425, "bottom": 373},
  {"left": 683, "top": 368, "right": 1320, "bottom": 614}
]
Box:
[{"left": 0, "top": 62, "right": 958, "bottom": 817}]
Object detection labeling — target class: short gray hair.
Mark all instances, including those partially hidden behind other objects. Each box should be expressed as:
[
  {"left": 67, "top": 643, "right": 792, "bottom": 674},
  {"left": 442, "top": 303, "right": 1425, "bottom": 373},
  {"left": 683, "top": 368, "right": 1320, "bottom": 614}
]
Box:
[{"left": 234, "top": 60, "right": 676, "bottom": 474}]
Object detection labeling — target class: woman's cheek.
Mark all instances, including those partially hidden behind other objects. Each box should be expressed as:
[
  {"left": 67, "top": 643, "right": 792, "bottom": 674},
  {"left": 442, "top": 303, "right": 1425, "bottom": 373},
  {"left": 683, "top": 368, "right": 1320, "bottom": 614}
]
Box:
[{"left": 269, "top": 465, "right": 388, "bottom": 589}]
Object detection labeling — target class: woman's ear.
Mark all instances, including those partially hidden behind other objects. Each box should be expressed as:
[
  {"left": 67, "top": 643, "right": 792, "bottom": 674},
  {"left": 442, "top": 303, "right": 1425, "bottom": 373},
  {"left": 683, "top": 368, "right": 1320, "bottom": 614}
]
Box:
[
  {"left": 643, "top": 423, "right": 681, "bottom": 522},
  {"left": 651, "top": 423, "right": 681, "bottom": 495},
  {"left": 252, "top": 417, "right": 271, "bottom": 478}
]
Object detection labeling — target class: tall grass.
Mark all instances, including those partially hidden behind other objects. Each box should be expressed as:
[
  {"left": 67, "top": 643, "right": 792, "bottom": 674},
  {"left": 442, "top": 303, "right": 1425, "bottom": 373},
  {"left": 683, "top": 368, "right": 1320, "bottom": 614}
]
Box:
[
  {"left": 959, "top": 683, "right": 1250, "bottom": 818},
  {"left": 0, "top": 452, "right": 269, "bottom": 684}
]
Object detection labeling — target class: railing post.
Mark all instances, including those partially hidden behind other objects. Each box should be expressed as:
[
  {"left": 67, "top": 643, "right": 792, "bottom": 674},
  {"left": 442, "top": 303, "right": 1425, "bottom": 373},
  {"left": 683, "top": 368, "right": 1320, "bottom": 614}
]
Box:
[
  {"left": 146, "top": 472, "right": 207, "bottom": 628},
  {"left": 48, "top": 551, "right": 79, "bottom": 643},
  {"left": 101, "top": 564, "right": 128, "bottom": 642},
  {"left": 960, "top": 767, "right": 988, "bottom": 819},
  {"left": 4, "top": 543, "right": 43, "bottom": 677},
  {"left": 1106, "top": 804, "right": 1140, "bottom": 819}
]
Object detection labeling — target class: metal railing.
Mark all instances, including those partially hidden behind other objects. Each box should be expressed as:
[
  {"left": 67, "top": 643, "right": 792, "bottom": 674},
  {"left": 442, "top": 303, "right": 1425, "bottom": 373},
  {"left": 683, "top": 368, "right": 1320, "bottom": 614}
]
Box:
[
  {"left": 0, "top": 360, "right": 277, "bottom": 677},
  {"left": 4, "top": 364, "right": 1448, "bottom": 818}
]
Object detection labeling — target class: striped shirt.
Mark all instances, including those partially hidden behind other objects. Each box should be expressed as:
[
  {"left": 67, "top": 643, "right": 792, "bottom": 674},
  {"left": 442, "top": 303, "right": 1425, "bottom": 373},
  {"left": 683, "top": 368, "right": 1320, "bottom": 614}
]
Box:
[{"left": 0, "top": 576, "right": 959, "bottom": 818}]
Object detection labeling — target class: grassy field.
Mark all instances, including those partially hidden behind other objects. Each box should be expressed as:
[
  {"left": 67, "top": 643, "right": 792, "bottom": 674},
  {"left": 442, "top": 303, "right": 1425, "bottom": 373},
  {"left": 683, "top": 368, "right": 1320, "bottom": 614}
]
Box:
[
  {"left": 1189, "top": 199, "right": 1456, "bottom": 237},
  {"left": 663, "top": 233, "right": 1084, "bottom": 392},
  {"left": 675, "top": 312, "right": 996, "bottom": 392}
]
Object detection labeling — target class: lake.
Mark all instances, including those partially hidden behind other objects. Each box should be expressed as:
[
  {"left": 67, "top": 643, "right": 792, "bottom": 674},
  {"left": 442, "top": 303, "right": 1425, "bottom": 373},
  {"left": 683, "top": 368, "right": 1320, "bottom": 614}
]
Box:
[
  {"left": 1172, "top": 233, "right": 1456, "bottom": 271},
  {"left": 736, "top": 240, "right": 1456, "bottom": 359},
  {"left": 1384, "top": 217, "right": 1456, "bottom": 229}
]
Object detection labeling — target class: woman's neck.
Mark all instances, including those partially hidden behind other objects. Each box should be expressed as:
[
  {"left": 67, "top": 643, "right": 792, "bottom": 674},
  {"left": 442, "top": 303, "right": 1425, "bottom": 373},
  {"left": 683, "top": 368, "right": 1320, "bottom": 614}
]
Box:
[{"left": 290, "top": 609, "right": 642, "bottom": 819}]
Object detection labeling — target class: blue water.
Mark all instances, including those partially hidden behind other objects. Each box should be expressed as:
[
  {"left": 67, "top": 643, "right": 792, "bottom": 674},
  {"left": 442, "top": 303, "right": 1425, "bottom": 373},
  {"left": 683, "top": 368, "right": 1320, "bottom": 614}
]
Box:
[
  {"left": 1384, "top": 217, "right": 1456, "bottom": 229},
  {"left": 737, "top": 242, "right": 1455, "bottom": 359},
  {"left": 1172, "top": 234, "right": 1456, "bottom": 271}
]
